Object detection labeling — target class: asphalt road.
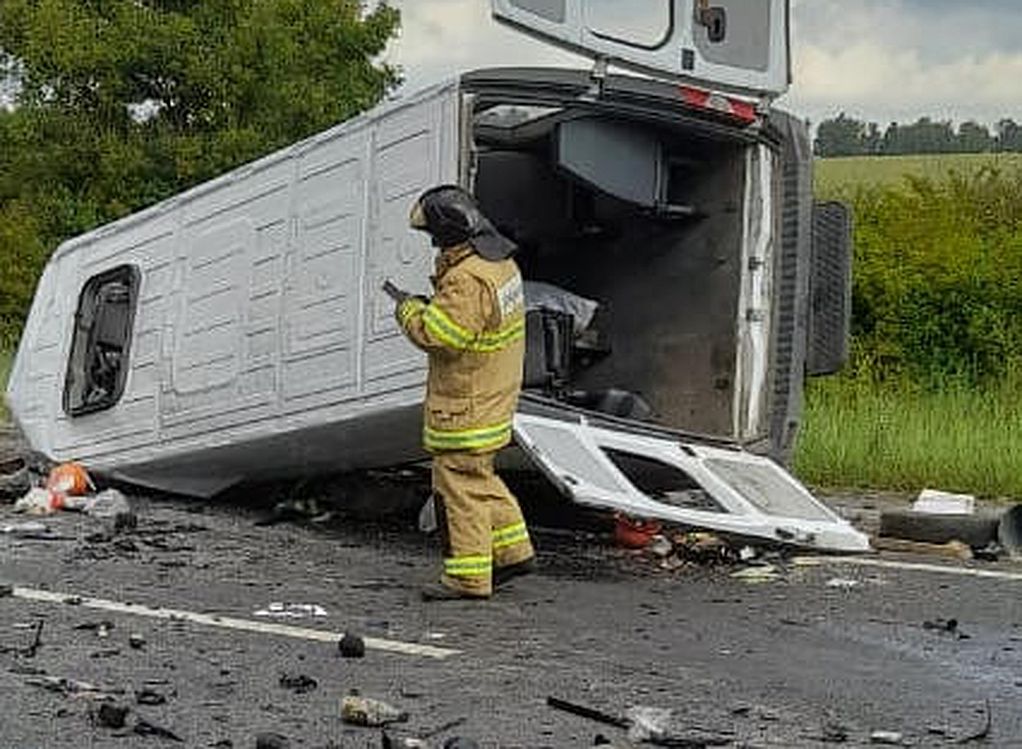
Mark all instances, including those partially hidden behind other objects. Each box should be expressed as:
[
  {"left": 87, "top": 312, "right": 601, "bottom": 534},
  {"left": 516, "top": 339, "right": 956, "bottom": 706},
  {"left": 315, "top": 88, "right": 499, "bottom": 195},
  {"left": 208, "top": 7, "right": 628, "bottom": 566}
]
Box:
[{"left": 1, "top": 486, "right": 1021, "bottom": 748}]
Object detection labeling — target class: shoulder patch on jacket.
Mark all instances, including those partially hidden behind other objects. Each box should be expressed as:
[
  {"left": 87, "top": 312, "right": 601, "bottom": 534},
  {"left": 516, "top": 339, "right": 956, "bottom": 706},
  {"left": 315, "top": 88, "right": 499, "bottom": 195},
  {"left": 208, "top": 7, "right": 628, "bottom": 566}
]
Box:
[{"left": 497, "top": 272, "right": 524, "bottom": 320}]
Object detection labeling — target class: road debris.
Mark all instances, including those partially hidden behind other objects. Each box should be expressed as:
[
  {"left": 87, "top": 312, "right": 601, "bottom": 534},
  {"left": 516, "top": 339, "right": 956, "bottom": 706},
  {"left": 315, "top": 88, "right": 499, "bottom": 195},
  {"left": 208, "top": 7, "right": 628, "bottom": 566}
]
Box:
[
  {"left": 25, "top": 675, "right": 121, "bottom": 700},
  {"left": 872, "top": 537, "right": 974, "bottom": 561},
  {"left": 46, "top": 462, "right": 94, "bottom": 495},
  {"left": 869, "top": 730, "right": 904, "bottom": 745},
  {"left": 382, "top": 733, "right": 429, "bottom": 748},
  {"left": 442, "top": 739, "right": 480, "bottom": 749},
  {"left": 731, "top": 565, "right": 782, "bottom": 583},
  {"left": 819, "top": 721, "right": 850, "bottom": 743},
  {"left": 14, "top": 487, "right": 66, "bottom": 515},
  {"left": 253, "top": 602, "right": 328, "bottom": 619},
  {"left": 341, "top": 694, "right": 409, "bottom": 727},
  {"left": 879, "top": 509, "right": 998, "bottom": 549},
  {"left": 614, "top": 515, "right": 662, "bottom": 550},
  {"left": 279, "top": 673, "right": 318, "bottom": 694},
  {"left": 255, "top": 733, "right": 291, "bottom": 749},
  {"left": 913, "top": 490, "right": 976, "bottom": 515},
  {"left": 826, "top": 578, "right": 861, "bottom": 590},
  {"left": 339, "top": 632, "right": 367, "bottom": 658},
  {"left": 546, "top": 696, "right": 733, "bottom": 747},
  {"left": 922, "top": 618, "right": 970, "bottom": 639},
  {"left": 547, "top": 697, "right": 631, "bottom": 729},
  {"left": 2, "top": 619, "right": 44, "bottom": 658},
  {"left": 1, "top": 521, "right": 53, "bottom": 539},
  {"left": 93, "top": 703, "right": 130, "bottom": 729},
  {"left": 648, "top": 535, "right": 673, "bottom": 558},
  {"left": 625, "top": 706, "right": 672, "bottom": 741},
  {"left": 136, "top": 688, "right": 168, "bottom": 706},
  {"left": 133, "top": 717, "right": 184, "bottom": 742},
  {"left": 129, "top": 633, "right": 147, "bottom": 650},
  {"left": 0, "top": 456, "right": 31, "bottom": 500}
]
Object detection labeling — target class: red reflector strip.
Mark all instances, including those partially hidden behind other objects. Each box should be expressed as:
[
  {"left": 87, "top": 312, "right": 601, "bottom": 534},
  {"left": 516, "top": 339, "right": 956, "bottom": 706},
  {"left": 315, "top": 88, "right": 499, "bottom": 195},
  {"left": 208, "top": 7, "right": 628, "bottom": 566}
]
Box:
[{"left": 679, "top": 86, "right": 758, "bottom": 124}]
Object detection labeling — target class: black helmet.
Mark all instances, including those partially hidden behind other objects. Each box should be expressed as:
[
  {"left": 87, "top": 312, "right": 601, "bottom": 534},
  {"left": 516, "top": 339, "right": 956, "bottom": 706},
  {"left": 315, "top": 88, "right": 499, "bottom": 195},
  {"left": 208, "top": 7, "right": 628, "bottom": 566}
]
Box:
[{"left": 409, "top": 185, "right": 517, "bottom": 261}]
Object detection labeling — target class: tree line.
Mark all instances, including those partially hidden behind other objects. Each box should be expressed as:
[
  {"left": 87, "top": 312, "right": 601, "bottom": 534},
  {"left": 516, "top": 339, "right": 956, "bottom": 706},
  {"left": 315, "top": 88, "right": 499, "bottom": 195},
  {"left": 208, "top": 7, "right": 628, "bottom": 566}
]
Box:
[
  {"left": 0, "top": 0, "right": 401, "bottom": 345},
  {"left": 815, "top": 114, "right": 1022, "bottom": 158}
]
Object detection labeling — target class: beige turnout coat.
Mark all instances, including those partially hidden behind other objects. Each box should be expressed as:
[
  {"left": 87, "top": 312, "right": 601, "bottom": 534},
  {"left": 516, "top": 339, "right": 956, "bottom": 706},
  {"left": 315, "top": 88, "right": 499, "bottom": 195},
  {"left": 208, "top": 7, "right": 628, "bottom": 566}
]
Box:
[{"left": 398, "top": 244, "right": 526, "bottom": 453}]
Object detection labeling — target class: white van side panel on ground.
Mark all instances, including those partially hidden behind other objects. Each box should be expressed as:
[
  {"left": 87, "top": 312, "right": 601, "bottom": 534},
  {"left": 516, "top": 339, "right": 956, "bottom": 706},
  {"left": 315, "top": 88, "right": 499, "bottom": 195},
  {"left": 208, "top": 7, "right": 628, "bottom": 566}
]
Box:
[{"left": 8, "top": 82, "right": 461, "bottom": 475}]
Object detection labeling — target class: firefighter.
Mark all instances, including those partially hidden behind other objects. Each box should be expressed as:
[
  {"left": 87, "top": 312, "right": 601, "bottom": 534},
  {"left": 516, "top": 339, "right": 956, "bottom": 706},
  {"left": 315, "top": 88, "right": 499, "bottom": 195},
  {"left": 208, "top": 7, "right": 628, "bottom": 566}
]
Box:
[{"left": 395, "top": 185, "right": 536, "bottom": 601}]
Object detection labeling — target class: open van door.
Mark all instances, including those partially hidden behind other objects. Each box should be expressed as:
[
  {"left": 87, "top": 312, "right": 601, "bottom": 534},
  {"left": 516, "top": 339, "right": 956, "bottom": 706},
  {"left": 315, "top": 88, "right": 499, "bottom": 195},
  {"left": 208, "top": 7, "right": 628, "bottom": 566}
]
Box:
[
  {"left": 492, "top": 0, "right": 791, "bottom": 101},
  {"left": 514, "top": 405, "right": 870, "bottom": 552}
]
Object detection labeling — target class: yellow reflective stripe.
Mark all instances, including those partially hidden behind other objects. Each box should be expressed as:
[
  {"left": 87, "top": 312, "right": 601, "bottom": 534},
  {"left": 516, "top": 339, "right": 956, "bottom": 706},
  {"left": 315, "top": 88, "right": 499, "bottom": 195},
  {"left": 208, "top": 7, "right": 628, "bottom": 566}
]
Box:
[
  {"left": 475, "top": 318, "right": 525, "bottom": 352},
  {"left": 444, "top": 555, "right": 493, "bottom": 577},
  {"left": 423, "top": 304, "right": 474, "bottom": 350},
  {"left": 398, "top": 298, "right": 425, "bottom": 327},
  {"left": 423, "top": 304, "right": 524, "bottom": 354},
  {"left": 492, "top": 522, "right": 529, "bottom": 550},
  {"left": 424, "top": 422, "right": 513, "bottom": 451}
]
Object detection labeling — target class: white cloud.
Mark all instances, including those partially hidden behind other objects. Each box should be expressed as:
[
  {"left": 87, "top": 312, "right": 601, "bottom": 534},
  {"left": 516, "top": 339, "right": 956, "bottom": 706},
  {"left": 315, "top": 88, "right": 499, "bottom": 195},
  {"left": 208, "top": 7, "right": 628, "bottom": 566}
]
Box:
[
  {"left": 787, "top": 41, "right": 1022, "bottom": 125},
  {"left": 387, "top": 0, "right": 1022, "bottom": 126},
  {"left": 386, "top": 0, "right": 580, "bottom": 93}
]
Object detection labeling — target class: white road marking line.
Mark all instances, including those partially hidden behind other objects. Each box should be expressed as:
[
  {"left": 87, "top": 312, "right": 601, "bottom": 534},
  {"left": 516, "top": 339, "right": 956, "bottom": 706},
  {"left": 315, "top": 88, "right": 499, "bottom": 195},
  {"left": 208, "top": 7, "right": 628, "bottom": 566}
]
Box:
[
  {"left": 9, "top": 586, "right": 459, "bottom": 660},
  {"left": 794, "top": 556, "right": 1022, "bottom": 582}
]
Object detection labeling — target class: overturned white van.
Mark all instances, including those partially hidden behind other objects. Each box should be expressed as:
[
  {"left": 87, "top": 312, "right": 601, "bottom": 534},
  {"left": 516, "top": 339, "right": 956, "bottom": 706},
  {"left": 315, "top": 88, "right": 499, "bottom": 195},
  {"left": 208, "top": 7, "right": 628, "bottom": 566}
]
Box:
[{"left": 6, "top": 1, "right": 868, "bottom": 551}]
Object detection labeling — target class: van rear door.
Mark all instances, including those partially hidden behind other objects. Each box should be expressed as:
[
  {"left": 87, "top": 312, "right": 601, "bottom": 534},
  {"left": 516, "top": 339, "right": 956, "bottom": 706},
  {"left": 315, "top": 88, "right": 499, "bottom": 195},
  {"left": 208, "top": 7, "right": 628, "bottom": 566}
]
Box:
[
  {"left": 513, "top": 407, "right": 869, "bottom": 552},
  {"left": 491, "top": 0, "right": 791, "bottom": 101}
]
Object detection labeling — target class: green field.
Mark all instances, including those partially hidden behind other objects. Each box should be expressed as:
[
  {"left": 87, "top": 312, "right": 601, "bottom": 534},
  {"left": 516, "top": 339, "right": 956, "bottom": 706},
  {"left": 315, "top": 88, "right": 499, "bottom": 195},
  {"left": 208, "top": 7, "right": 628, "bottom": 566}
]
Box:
[
  {"left": 796, "top": 375, "right": 1022, "bottom": 499},
  {"left": 798, "top": 152, "right": 1022, "bottom": 499},
  {"left": 815, "top": 152, "right": 1022, "bottom": 198}
]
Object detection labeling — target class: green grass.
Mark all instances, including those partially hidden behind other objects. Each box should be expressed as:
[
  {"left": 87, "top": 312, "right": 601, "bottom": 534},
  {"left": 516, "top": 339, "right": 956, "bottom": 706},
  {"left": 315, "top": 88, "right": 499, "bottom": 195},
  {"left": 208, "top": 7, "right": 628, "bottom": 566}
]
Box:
[
  {"left": 800, "top": 152, "right": 1022, "bottom": 499},
  {"left": 0, "top": 349, "right": 11, "bottom": 424},
  {"left": 796, "top": 376, "right": 1022, "bottom": 499},
  {"left": 815, "top": 152, "right": 1022, "bottom": 198}
]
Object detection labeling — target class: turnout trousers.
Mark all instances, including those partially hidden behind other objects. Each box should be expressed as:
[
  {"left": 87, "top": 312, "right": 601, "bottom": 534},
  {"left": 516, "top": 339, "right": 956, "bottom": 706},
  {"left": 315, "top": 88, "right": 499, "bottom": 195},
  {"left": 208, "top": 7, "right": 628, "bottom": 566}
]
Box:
[{"left": 432, "top": 451, "right": 535, "bottom": 597}]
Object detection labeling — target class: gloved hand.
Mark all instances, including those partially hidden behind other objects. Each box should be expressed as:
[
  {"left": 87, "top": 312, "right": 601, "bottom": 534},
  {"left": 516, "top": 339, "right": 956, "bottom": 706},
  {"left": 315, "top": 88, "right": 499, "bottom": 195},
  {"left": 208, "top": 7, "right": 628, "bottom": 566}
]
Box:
[{"left": 395, "top": 296, "right": 428, "bottom": 329}]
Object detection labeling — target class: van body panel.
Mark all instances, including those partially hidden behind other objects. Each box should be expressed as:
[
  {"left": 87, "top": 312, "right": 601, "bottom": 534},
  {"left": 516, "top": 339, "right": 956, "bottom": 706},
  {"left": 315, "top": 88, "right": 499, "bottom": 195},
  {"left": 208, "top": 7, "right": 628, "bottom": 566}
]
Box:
[
  {"left": 491, "top": 0, "right": 791, "bottom": 100},
  {"left": 6, "top": 70, "right": 853, "bottom": 550}
]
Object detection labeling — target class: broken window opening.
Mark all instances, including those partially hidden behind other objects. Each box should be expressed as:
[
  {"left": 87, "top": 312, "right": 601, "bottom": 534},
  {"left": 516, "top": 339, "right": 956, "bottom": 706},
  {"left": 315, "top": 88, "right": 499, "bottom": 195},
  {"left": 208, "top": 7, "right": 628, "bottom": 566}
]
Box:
[
  {"left": 63, "top": 265, "right": 140, "bottom": 417},
  {"left": 602, "top": 448, "right": 726, "bottom": 513}
]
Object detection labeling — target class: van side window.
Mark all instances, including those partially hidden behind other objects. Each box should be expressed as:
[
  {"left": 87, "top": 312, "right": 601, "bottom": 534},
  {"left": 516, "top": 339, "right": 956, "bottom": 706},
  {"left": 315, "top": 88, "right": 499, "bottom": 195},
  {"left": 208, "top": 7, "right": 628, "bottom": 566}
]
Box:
[
  {"left": 585, "top": 0, "right": 672, "bottom": 49},
  {"left": 63, "top": 265, "right": 140, "bottom": 417}
]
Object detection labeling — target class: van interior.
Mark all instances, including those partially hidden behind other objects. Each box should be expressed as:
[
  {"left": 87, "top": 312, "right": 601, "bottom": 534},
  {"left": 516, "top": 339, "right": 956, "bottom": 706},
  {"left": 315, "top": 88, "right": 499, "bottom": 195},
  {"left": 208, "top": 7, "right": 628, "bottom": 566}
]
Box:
[{"left": 472, "top": 103, "right": 750, "bottom": 439}]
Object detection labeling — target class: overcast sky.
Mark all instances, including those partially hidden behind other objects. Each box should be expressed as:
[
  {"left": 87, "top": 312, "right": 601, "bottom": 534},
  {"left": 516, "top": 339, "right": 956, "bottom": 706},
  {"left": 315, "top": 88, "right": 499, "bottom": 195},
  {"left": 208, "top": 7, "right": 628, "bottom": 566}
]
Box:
[{"left": 385, "top": 0, "right": 1022, "bottom": 128}]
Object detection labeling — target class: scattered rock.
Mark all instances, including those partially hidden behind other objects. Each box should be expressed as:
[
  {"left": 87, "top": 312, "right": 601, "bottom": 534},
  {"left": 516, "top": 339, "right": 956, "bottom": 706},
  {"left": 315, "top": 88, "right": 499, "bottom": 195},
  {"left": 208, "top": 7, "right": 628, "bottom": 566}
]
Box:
[
  {"left": 278, "top": 673, "right": 317, "bottom": 694},
  {"left": 255, "top": 733, "right": 290, "bottom": 749},
  {"left": 133, "top": 718, "right": 184, "bottom": 742},
  {"left": 136, "top": 688, "right": 168, "bottom": 706},
  {"left": 95, "top": 703, "right": 130, "bottom": 730},
  {"left": 0, "top": 584, "right": 13, "bottom": 598},
  {"left": 820, "top": 722, "right": 850, "bottom": 743},
  {"left": 443, "top": 739, "right": 481, "bottom": 749},
  {"left": 339, "top": 633, "right": 366, "bottom": 659}
]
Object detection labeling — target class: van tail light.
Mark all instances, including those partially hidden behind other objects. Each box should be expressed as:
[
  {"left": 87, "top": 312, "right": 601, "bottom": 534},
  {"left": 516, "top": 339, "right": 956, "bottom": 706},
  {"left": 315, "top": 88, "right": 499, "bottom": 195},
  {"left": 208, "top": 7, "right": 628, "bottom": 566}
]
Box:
[{"left": 679, "top": 86, "right": 759, "bottom": 125}]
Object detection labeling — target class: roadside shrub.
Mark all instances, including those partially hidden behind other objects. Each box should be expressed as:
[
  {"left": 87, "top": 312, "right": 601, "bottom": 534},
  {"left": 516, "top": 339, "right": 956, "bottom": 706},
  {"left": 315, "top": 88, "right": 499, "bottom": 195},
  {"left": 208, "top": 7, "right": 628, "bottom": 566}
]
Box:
[{"left": 843, "top": 167, "right": 1022, "bottom": 384}]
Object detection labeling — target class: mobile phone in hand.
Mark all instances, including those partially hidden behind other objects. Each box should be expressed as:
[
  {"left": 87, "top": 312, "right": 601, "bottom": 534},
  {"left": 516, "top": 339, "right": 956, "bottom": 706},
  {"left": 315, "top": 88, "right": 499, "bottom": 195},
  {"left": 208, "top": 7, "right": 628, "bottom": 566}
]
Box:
[{"left": 382, "top": 280, "right": 408, "bottom": 303}]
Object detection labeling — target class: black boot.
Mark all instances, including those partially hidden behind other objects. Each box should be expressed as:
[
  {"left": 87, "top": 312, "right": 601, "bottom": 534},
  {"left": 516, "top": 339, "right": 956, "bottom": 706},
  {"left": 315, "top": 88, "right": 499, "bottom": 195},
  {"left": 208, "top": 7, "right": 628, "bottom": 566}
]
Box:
[
  {"left": 420, "top": 583, "right": 490, "bottom": 602},
  {"left": 493, "top": 558, "right": 537, "bottom": 588}
]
